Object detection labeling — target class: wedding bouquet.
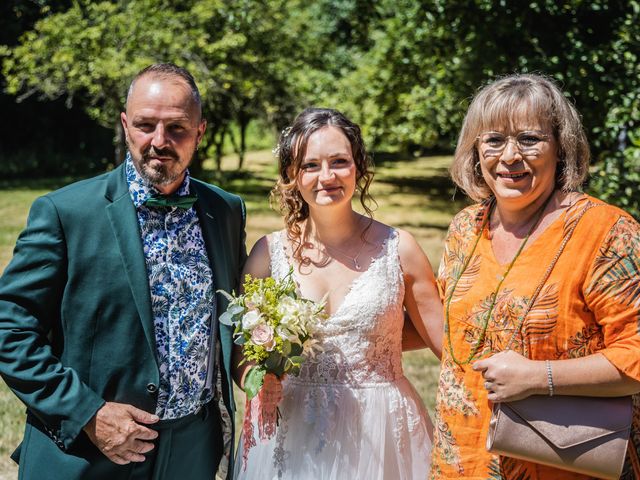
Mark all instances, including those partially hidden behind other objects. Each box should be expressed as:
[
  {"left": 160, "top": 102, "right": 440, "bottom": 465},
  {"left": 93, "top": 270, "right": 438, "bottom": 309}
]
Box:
[{"left": 218, "top": 270, "right": 326, "bottom": 464}]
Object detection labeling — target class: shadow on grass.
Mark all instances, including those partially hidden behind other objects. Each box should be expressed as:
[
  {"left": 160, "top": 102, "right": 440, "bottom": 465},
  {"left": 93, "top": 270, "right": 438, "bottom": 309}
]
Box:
[
  {"left": 0, "top": 169, "right": 276, "bottom": 194},
  {"left": 378, "top": 173, "right": 469, "bottom": 212},
  {"left": 379, "top": 174, "right": 454, "bottom": 196},
  {"left": 0, "top": 162, "right": 464, "bottom": 216},
  {"left": 393, "top": 222, "right": 450, "bottom": 231},
  {"left": 372, "top": 149, "right": 451, "bottom": 165},
  {"left": 199, "top": 169, "right": 277, "bottom": 214}
]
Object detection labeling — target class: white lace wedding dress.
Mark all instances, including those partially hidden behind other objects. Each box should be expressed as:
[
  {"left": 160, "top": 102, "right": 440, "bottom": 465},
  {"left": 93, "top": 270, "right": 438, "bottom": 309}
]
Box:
[{"left": 234, "top": 229, "right": 433, "bottom": 479}]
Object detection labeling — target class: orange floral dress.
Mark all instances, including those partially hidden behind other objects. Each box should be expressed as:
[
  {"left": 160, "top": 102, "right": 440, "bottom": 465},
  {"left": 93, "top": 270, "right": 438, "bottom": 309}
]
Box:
[{"left": 430, "top": 194, "right": 640, "bottom": 480}]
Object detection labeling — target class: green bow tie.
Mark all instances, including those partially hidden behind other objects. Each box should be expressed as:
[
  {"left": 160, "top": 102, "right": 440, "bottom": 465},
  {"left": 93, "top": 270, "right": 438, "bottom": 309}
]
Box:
[{"left": 143, "top": 193, "right": 198, "bottom": 209}]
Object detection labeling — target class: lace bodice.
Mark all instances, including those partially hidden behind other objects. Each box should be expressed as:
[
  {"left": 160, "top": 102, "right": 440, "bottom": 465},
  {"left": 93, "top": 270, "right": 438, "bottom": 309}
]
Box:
[{"left": 269, "top": 229, "right": 405, "bottom": 387}]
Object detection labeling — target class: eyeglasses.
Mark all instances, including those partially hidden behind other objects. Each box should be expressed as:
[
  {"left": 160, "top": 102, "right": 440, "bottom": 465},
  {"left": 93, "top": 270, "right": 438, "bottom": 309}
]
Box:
[{"left": 476, "top": 131, "right": 550, "bottom": 158}]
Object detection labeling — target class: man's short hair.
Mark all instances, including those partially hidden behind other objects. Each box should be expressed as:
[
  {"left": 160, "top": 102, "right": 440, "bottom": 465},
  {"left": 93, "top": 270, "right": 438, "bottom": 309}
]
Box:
[{"left": 126, "top": 63, "right": 202, "bottom": 116}]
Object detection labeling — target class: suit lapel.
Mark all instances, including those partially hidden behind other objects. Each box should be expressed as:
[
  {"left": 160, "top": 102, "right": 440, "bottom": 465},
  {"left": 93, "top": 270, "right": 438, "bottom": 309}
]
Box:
[
  {"left": 104, "top": 165, "right": 157, "bottom": 364},
  {"left": 192, "top": 182, "right": 235, "bottom": 389},
  {"left": 193, "top": 184, "right": 230, "bottom": 295}
]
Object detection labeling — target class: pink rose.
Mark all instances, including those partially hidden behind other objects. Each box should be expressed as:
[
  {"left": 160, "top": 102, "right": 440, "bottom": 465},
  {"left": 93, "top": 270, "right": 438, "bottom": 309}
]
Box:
[{"left": 251, "top": 324, "right": 275, "bottom": 351}]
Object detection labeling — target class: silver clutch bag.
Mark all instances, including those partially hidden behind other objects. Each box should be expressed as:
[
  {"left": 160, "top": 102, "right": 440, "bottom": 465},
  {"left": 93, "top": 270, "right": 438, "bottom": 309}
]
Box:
[{"left": 486, "top": 394, "right": 633, "bottom": 479}]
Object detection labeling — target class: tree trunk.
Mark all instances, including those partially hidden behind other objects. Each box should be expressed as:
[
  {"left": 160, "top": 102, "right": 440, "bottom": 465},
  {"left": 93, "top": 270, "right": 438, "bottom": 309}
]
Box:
[
  {"left": 214, "top": 125, "right": 227, "bottom": 171},
  {"left": 114, "top": 119, "right": 125, "bottom": 165},
  {"left": 228, "top": 127, "right": 239, "bottom": 164},
  {"left": 238, "top": 116, "right": 249, "bottom": 170}
]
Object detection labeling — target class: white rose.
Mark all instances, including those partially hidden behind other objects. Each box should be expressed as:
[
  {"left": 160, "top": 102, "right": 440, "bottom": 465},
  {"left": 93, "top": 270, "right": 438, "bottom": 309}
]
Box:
[{"left": 241, "top": 310, "right": 263, "bottom": 331}]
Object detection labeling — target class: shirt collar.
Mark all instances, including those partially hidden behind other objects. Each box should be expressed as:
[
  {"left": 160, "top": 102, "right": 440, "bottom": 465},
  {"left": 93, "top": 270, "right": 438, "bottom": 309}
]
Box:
[{"left": 125, "top": 152, "right": 191, "bottom": 208}]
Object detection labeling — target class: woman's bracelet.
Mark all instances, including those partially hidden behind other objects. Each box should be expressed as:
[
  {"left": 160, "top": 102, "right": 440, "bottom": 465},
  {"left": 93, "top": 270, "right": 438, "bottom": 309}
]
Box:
[{"left": 545, "top": 360, "right": 554, "bottom": 397}]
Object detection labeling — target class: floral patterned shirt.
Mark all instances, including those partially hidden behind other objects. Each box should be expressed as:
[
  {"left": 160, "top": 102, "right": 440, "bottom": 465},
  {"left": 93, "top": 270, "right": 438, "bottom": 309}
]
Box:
[
  {"left": 126, "top": 155, "right": 215, "bottom": 419},
  {"left": 431, "top": 194, "right": 640, "bottom": 479}
]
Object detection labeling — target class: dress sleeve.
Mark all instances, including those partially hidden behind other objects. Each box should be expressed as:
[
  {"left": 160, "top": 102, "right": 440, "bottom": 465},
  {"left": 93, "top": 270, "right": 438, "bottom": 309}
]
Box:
[
  {"left": 584, "top": 215, "right": 640, "bottom": 381},
  {"left": 437, "top": 229, "right": 453, "bottom": 301},
  {"left": 437, "top": 213, "right": 464, "bottom": 302},
  {"left": 437, "top": 206, "right": 480, "bottom": 302}
]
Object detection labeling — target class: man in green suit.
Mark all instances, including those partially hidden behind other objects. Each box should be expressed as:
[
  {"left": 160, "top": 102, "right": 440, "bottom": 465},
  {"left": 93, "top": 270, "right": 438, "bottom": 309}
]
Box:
[{"left": 0, "top": 63, "right": 246, "bottom": 479}]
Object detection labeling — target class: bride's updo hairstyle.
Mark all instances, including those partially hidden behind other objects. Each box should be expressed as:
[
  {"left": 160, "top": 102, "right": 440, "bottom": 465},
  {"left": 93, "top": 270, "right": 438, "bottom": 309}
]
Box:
[{"left": 272, "top": 107, "right": 375, "bottom": 265}]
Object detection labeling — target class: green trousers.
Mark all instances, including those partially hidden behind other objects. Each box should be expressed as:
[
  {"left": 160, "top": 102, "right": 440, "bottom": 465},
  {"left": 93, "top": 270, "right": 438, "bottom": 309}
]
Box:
[{"left": 16, "top": 403, "right": 223, "bottom": 480}]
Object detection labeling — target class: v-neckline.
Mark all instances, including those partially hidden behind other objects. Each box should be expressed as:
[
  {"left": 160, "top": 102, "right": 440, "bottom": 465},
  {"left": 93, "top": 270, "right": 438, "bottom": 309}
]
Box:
[
  {"left": 484, "top": 193, "right": 587, "bottom": 267},
  {"left": 280, "top": 229, "right": 395, "bottom": 318}
]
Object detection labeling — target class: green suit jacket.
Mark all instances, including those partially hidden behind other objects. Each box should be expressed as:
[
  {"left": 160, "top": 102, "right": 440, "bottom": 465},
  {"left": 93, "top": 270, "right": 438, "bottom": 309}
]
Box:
[{"left": 0, "top": 164, "right": 246, "bottom": 478}]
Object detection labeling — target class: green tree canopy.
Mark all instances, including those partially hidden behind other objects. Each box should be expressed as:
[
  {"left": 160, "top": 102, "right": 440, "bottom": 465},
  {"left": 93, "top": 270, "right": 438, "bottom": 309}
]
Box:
[
  {"left": 2, "top": 0, "right": 638, "bottom": 216},
  {"left": 299, "top": 0, "right": 639, "bottom": 215},
  {"left": 2, "top": 0, "right": 296, "bottom": 168}
]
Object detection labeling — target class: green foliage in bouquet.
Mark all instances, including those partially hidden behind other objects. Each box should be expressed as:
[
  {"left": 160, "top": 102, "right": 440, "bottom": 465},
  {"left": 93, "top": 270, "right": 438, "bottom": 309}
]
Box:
[{"left": 219, "top": 270, "right": 326, "bottom": 400}]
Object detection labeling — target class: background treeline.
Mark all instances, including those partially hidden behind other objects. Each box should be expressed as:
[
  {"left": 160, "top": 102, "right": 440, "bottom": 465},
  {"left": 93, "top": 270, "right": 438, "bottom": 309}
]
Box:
[{"left": 1, "top": 0, "right": 638, "bottom": 217}]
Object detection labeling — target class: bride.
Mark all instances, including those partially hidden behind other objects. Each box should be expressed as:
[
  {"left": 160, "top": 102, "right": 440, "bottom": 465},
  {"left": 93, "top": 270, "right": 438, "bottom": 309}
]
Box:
[{"left": 233, "top": 108, "right": 442, "bottom": 479}]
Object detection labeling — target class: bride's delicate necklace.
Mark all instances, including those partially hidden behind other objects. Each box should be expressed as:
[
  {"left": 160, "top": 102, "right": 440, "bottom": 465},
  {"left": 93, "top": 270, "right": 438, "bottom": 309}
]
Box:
[
  {"left": 444, "top": 193, "right": 554, "bottom": 366},
  {"left": 311, "top": 219, "right": 367, "bottom": 270},
  {"left": 321, "top": 239, "right": 366, "bottom": 270}
]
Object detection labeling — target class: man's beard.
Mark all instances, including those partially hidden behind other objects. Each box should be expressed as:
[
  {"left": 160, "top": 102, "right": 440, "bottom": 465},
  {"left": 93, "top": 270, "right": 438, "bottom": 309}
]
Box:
[{"left": 132, "top": 145, "right": 195, "bottom": 186}]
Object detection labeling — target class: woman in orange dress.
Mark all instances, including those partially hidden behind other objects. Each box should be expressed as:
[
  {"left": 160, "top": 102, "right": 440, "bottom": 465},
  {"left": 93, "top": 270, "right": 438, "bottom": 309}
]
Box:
[{"left": 430, "top": 73, "right": 640, "bottom": 479}]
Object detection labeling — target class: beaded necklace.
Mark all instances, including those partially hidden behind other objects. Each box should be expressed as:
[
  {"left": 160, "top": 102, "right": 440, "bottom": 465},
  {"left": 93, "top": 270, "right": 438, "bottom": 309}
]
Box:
[{"left": 444, "top": 194, "right": 553, "bottom": 366}]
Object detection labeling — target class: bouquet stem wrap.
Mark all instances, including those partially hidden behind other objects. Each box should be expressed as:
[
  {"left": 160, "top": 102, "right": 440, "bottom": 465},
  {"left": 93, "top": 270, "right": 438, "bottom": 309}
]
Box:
[{"left": 241, "top": 372, "right": 283, "bottom": 468}]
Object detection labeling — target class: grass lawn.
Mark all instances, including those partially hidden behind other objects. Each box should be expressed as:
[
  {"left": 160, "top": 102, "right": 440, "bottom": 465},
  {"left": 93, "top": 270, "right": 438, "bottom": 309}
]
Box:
[{"left": 0, "top": 150, "right": 466, "bottom": 478}]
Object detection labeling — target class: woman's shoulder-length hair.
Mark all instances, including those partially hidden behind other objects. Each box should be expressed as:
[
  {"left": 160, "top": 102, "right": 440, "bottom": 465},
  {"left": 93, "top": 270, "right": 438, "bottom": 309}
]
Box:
[{"left": 450, "top": 73, "right": 590, "bottom": 202}]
